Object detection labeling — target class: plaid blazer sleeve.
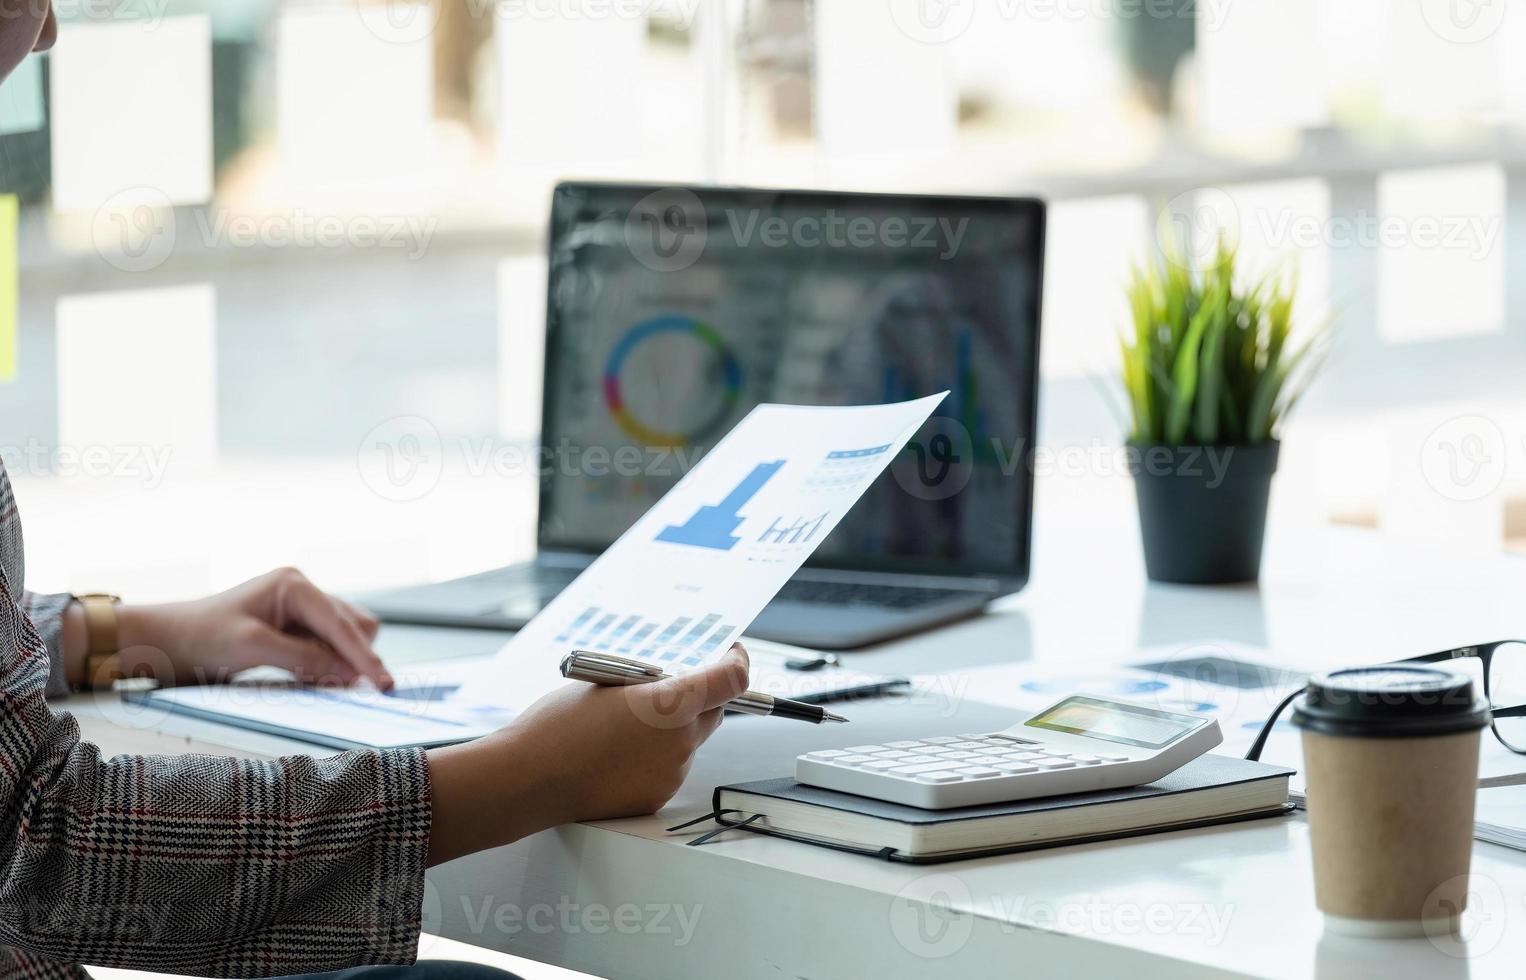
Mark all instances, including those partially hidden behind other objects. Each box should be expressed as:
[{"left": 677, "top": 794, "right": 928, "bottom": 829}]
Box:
[
  {"left": 0, "top": 475, "right": 434, "bottom": 978},
  {"left": 18, "top": 589, "right": 70, "bottom": 701}
]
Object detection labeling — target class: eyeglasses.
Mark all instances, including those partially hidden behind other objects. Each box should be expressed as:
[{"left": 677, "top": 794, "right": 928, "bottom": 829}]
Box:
[
  {"left": 1245, "top": 640, "right": 1526, "bottom": 761},
  {"left": 1396, "top": 640, "right": 1526, "bottom": 755}
]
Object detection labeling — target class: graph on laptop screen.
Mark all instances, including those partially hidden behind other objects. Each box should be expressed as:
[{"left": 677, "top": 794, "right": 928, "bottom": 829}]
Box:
[{"left": 540, "top": 185, "right": 1044, "bottom": 577}]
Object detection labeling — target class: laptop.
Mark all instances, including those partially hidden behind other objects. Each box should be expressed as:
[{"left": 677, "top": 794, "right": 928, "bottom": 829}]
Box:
[{"left": 366, "top": 182, "right": 1045, "bottom": 649}]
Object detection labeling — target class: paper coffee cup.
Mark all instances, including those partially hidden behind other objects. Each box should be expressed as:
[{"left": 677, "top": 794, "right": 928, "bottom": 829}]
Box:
[{"left": 1293, "top": 666, "right": 1488, "bottom": 938}]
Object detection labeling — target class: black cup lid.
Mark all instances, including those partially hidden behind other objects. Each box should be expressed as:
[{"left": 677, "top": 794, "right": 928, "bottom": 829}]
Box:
[{"left": 1291, "top": 666, "right": 1490, "bottom": 738}]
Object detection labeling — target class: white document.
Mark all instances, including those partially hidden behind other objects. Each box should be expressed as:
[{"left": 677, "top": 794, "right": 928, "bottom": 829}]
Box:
[
  {"left": 468, "top": 395, "right": 947, "bottom": 710},
  {"left": 140, "top": 396, "right": 945, "bottom": 748}
]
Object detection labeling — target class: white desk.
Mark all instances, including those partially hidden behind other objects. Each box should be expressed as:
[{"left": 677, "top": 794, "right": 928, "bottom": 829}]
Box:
[{"left": 70, "top": 520, "right": 1526, "bottom": 979}]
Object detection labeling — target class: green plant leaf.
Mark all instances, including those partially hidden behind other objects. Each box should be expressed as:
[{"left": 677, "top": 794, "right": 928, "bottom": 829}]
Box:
[
  {"left": 1194, "top": 286, "right": 1229, "bottom": 444},
  {"left": 1164, "top": 278, "right": 1225, "bottom": 444},
  {"left": 1116, "top": 233, "right": 1330, "bottom": 446}
]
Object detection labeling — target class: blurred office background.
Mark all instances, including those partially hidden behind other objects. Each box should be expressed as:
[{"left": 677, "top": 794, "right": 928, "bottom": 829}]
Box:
[{"left": 2, "top": 0, "right": 1524, "bottom": 607}]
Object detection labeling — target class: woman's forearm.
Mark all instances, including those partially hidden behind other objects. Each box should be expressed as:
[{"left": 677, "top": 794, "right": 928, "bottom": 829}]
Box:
[
  {"left": 425, "top": 731, "right": 564, "bottom": 865},
  {"left": 57, "top": 598, "right": 185, "bottom": 689}
]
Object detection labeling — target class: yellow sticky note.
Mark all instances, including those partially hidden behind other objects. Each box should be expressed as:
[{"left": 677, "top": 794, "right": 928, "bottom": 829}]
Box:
[{"left": 0, "top": 194, "right": 15, "bottom": 382}]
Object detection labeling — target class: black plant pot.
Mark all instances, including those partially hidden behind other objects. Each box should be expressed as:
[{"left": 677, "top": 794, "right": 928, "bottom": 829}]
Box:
[{"left": 1129, "top": 441, "right": 1280, "bottom": 585}]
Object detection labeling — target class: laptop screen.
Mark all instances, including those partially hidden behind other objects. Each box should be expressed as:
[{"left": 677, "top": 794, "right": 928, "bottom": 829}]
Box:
[{"left": 538, "top": 183, "right": 1044, "bottom": 582}]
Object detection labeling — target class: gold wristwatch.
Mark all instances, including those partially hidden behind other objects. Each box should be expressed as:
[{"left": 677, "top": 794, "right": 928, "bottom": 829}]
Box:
[{"left": 75, "top": 593, "right": 124, "bottom": 691}]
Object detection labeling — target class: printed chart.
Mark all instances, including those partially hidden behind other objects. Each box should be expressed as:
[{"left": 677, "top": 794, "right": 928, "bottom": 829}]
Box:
[
  {"left": 475, "top": 395, "right": 947, "bottom": 709},
  {"left": 553, "top": 606, "right": 738, "bottom": 667}
]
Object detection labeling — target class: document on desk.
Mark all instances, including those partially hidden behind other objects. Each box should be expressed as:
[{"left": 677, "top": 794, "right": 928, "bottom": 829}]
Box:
[
  {"left": 467, "top": 394, "right": 947, "bottom": 710},
  {"left": 136, "top": 396, "right": 947, "bottom": 748}
]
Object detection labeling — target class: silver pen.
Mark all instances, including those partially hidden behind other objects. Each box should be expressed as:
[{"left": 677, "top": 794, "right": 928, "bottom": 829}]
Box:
[{"left": 560, "top": 651, "right": 850, "bottom": 724}]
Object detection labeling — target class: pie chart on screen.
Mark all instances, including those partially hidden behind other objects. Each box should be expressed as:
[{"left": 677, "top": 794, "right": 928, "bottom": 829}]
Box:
[{"left": 603, "top": 314, "right": 742, "bottom": 448}]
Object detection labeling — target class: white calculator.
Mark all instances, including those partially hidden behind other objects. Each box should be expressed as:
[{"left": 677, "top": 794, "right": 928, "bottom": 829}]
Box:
[{"left": 796, "top": 695, "right": 1223, "bottom": 809}]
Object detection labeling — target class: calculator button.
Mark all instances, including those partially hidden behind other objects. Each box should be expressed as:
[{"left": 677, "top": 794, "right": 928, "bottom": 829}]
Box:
[
  {"left": 1070, "top": 756, "right": 1102, "bottom": 765},
  {"left": 975, "top": 746, "right": 1012, "bottom": 755},
  {"left": 956, "top": 767, "right": 1001, "bottom": 778},
  {"left": 885, "top": 741, "right": 924, "bottom": 749},
  {"left": 993, "top": 763, "right": 1038, "bottom": 773},
  {"left": 877, "top": 750, "right": 914, "bottom": 760},
  {"left": 896, "top": 755, "right": 941, "bottom": 766},
  {"left": 845, "top": 746, "right": 883, "bottom": 754},
  {"left": 863, "top": 760, "right": 906, "bottom": 770},
  {"left": 1096, "top": 754, "right": 1129, "bottom": 762},
  {"left": 915, "top": 773, "right": 965, "bottom": 783},
  {"left": 1035, "top": 759, "right": 1076, "bottom": 770},
  {"left": 835, "top": 755, "right": 873, "bottom": 764},
  {"left": 804, "top": 750, "right": 848, "bottom": 759},
  {"left": 950, "top": 741, "right": 989, "bottom": 749},
  {"left": 892, "top": 763, "right": 962, "bottom": 776},
  {"left": 922, "top": 736, "right": 960, "bottom": 744}
]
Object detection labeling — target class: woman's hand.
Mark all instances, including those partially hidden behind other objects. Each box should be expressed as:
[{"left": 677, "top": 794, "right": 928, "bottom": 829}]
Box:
[
  {"left": 425, "top": 643, "right": 750, "bottom": 864},
  {"left": 115, "top": 567, "right": 393, "bottom": 690}
]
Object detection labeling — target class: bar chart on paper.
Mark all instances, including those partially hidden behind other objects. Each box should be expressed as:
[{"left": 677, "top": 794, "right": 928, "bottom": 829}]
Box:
[
  {"left": 553, "top": 605, "right": 737, "bottom": 667},
  {"left": 480, "top": 396, "right": 948, "bottom": 708}
]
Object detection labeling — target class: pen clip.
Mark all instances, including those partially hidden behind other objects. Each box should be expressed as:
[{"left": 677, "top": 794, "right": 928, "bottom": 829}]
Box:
[{"left": 561, "top": 650, "right": 669, "bottom": 683}]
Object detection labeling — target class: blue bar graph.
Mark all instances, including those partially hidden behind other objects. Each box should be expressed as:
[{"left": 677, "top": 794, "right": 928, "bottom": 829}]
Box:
[
  {"left": 657, "top": 461, "right": 785, "bottom": 551},
  {"left": 618, "top": 622, "right": 658, "bottom": 654},
  {"left": 554, "top": 606, "right": 601, "bottom": 644},
  {"left": 559, "top": 606, "right": 735, "bottom": 669}
]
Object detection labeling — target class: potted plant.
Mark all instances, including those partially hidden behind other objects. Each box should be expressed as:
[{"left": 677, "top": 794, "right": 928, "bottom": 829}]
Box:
[{"left": 1119, "top": 240, "right": 1327, "bottom": 584}]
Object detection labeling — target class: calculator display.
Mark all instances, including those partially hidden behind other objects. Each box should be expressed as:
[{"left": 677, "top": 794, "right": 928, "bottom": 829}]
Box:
[{"left": 1024, "top": 696, "right": 1201, "bottom": 749}]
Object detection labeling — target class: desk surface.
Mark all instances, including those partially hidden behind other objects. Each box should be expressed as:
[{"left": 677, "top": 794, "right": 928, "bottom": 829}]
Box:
[{"left": 71, "top": 519, "right": 1526, "bottom": 980}]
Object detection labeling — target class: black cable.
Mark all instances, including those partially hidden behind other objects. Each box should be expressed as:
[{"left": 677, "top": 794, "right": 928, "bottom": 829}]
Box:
[{"left": 1245, "top": 687, "right": 1305, "bottom": 762}]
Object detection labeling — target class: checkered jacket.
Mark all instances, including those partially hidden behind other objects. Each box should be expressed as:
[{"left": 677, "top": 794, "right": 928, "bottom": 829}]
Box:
[{"left": 0, "top": 464, "right": 433, "bottom": 978}]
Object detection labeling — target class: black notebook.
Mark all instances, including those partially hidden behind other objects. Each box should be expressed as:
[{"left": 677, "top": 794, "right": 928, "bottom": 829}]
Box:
[{"left": 708, "top": 754, "right": 1295, "bottom": 864}]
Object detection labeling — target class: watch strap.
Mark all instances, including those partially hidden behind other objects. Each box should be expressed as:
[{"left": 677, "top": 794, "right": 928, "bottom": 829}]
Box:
[{"left": 76, "top": 593, "right": 123, "bottom": 690}]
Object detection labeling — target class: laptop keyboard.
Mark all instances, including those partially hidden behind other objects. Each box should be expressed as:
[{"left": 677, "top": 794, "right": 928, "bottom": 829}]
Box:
[
  {"left": 774, "top": 578, "right": 970, "bottom": 610},
  {"left": 459, "top": 566, "right": 971, "bottom": 611},
  {"left": 445, "top": 555, "right": 970, "bottom": 610}
]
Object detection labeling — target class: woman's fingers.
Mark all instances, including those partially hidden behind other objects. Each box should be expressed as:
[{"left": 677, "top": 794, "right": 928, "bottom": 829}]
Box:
[
  {"left": 273, "top": 570, "right": 393, "bottom": 689},
  {"left": 244, "top": 627, "right": 360, "bottom": 686}
]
